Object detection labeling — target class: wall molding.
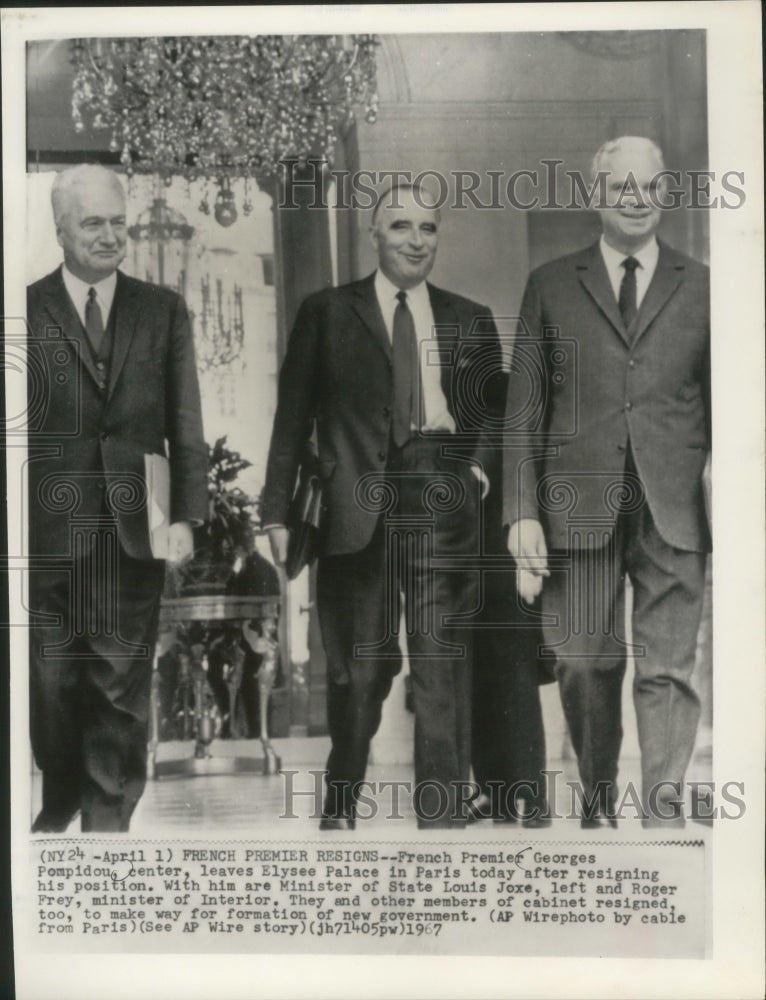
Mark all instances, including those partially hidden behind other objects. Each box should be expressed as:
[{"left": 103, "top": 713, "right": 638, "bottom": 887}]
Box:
[
  {"left": 373, "top": 98, "right": 665, "bottom": 121},
  {"left": 377, "top": 36, "right": 412, "bottom": 104}
]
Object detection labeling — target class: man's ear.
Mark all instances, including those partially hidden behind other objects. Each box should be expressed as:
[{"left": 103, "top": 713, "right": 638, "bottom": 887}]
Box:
[
  {"left": 55, "top": 225, "right": 64, "bottom": 250},
  {"left": 369, "top": 224, "right": 379, "bottom": 253}
]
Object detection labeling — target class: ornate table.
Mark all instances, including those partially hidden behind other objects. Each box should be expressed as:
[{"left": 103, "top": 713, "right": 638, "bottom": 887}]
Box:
[{"left": 147, "top": 594, "right": 282, "bottom": 779}]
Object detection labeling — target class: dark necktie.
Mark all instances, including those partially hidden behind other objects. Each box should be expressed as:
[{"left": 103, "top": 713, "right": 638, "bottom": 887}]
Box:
[
  {"left": 392, "top": 290, "right": 419, "bottom": 447},
  {"left": 618, "top": 256, "right": 639, "bottom": 332},
  {"left": 85, "top": 286, "right": 105, "bottom": 354}
]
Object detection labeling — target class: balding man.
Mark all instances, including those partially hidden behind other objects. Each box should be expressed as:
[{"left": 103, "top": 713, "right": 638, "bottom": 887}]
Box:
[
  {"left": 263, "top": 182, "right": 506, "bottom": 829},
  {"left": 27, "top": 164, "right": 207, "bottom": 832},
  {"left": 504, "top": 137, "right": 710, "bottom": 827}
]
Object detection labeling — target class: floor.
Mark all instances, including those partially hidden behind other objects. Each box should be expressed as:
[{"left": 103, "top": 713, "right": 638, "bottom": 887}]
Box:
[{"left": 28, "top": 572, "right": 713, "bottom": 838}]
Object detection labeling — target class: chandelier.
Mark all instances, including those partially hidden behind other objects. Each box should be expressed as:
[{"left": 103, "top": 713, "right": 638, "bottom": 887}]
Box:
[
  {"left": 71, "top": 34, "right": 379, "bottom": 219},
  {"left": 196, "top": 274, "right": 246, "bottom": 373},
  {"left": 127, "top": 197, "right": 195, "bottom": 290}
]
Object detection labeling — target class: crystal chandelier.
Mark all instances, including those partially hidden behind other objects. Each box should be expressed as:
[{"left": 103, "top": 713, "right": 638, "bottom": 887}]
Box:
[{"left": 71, "top": 34, "right": 379, "bottom": 221}]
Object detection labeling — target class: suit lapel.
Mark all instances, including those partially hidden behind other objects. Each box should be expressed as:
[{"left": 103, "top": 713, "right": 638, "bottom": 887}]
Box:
[
  {"left": 349, "top": 273, "right": 392, "bottom": 361},
  {"left": 427, "top": 284, "right": 459, "bottom": 402},
  {"left": 108, "top": 271, "right": 140, "bottom": 396},
  {"left": 40, "top": 268, "right": 101, "bottom": 386},
  {"left": 633, "top": 243, "right": 686, "bottom": 343},
  {"left": 349, "top": 275, "right": 460, "bottom": 404},
  {"left": 575, "top": 243, "right": 629, "bottom": 345}
]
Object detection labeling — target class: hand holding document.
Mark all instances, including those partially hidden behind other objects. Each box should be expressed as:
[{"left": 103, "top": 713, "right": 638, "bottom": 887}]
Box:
[{"left": 145, "top": 452, "right": 170, "bottom": 559}]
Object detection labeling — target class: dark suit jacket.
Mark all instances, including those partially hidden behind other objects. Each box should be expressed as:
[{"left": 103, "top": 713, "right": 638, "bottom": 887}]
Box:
[
  {"left": 503, "top": 241, "right": 710, "bottom": 553},
  {"left": 26, "top": 266, "right": 208, "bottom": 561},
  {"left": 262, "top": 272, "right": 503, "bottom": 556}
]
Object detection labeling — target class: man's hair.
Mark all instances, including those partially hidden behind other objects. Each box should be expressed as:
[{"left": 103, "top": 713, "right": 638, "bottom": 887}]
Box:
[
  {"left": 51, "top": 164, "right": 126, "bottom": 225},
  {"left": 371, "top": 181, "right": 441, "bottom": 226},
  {"left": 590, "top": 136, "right": 665, "bottom": 181}
]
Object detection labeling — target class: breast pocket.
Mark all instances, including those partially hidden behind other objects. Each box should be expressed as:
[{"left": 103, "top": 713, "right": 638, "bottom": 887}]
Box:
[
  {"left": 318, "top": 460, "right": 337, "bottom": 481},
  {"left": 131, "top": 345, "right": 166, "bottom": 366}
]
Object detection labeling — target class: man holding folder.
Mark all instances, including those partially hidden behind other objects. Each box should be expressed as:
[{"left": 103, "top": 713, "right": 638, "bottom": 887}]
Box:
[{"left": 26, "top": 164, "right": 207, "bottom": 832}]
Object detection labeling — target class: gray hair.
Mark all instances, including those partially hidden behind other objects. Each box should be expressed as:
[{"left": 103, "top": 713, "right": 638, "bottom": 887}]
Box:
[
  {"left": 590, "top": 136, "right": 665, "bottom": 181},
  {"left": 51, "top": 164, "right": 126, "bottom": 225},
  {"left": 371, "top": 181, "right": 442, "bottom": 226}
]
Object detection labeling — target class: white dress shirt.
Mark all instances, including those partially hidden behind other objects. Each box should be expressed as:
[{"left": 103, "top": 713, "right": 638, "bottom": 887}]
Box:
[
  {"left": 61, "top": 264, "right": 118, "bottom": 329},
  {"left": 599, "top": 235, "right": 659, "bottom": 309},
  {"left": 374, "top": 269, "right": 455, "bottom": 433}
]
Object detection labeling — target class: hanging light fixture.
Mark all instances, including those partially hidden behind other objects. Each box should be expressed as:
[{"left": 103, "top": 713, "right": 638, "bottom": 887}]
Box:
[
  {"left": 127, "top": 195, "right": 195, "bottom": 291},
  {"left": 71, "top": 34, "right": 379, "bottom": 223},
  {"left": 196, "top": 273, "right": 246, "bottom": 373},
  {"left": 213, "top": 177, "right": 238, "bottom": 228}
]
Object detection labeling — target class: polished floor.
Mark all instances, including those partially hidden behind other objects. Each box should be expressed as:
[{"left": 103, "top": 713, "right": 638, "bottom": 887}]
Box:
[
  {"left": 29, "top": 574, "right": 713, "bottom": 839},
  {"left": 29, "top": 661, "right": 714, "bottom": 837}
]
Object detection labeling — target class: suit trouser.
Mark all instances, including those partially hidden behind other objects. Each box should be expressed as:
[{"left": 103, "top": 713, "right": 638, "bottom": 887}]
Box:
[
  {"left": 470, "top": 459, "right": 550, "bottom": 817},
  {"left": 542, "top": 495, "right": 706, "bottom": 824},
  {"left": 317, "top": 438, "right": 480, "bottom": 825},
  {"left": 472, "top": 569, "right": 549, "bottom": 816},
  {"left": 29, "top": 542, "right": 164, "bottom": 831}
]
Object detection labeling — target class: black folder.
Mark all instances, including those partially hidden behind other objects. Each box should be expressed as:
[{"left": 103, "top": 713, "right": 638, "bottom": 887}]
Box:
[{"left": 284, "top": 451, "right": 324, "bottom": 581}]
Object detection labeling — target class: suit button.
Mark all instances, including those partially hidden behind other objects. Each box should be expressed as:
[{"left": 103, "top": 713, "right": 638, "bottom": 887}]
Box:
[
  {"left": 624, "top": 401, "right": 633, "bottom": 411},
  {"left": 99, "top": 431, "right": 108, "bottom": 441},
  {"left": 378, "top": 450, "right": 386, "bottom": 461},
  {"left": 628, "top": 359, "right": 636, "bottom": 368},
  {"left": 617, "top": 443, "right": 626, "bottom": 452},
  {"left": 96, "top": 361, "right": 105, "bottom": 371}
]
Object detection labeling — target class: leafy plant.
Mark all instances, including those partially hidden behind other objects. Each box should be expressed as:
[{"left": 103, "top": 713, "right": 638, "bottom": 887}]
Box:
[
  {"left": 203, "top": 436, "right": 260, "bottom": 565},
  {"left": 171, "top": 436, "right": 261, "bottom": 594}
]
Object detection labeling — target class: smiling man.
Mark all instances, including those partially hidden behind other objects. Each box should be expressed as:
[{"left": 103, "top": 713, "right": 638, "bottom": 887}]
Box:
[
  {"left": 504, "top": 136, "right": 711, "bottom": 828},
  {"left": 26, "top": 164, "right": 207, "bottom": 832},
  {"left": 263, "top": 182, "right": 505, "bottom": 829}
]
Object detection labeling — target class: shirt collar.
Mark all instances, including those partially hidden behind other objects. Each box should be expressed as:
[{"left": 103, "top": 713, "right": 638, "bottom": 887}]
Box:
[
  {"left": 599, "top": 235, "right": 659, "bottom": 274},
  {"left": 61, "top": 263, "right": 118, "bottom": 308},
  {"left": 374, "top": 268, "right": 430, "bottom": 308}
]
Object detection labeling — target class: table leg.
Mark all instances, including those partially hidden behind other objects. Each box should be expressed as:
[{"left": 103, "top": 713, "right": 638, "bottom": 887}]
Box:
[
  {"left": 258, "top": 651, "right": 280, "bottom": 774},
  {"left": 147, "top": 651, "right": 161, "bottom": 779}
]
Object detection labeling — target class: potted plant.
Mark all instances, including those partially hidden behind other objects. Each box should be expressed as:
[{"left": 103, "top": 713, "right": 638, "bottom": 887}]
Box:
[
  {"left": 169, "top": 435, "right": 260, "bottom": 596},
  {"left": 157, "top": 436, "right": 289, "bottom": 744}
]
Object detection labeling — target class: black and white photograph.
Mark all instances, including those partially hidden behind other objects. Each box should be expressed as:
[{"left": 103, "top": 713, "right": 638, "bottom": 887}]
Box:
[{"left": 2, "top": 3, "right": 764, "bottom": 999}]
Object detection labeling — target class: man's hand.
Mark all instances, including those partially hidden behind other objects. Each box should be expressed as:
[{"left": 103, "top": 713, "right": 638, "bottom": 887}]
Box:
[
  {"left": 507, "top": 518, "right": 549, "bottom": 603},
  {"left": 167, "top": 521, "right": 194, "bottom": 567},
  {"left": 267, "top": 525, "right": 290, "bottom": 568},
  {"left": 470, "top": 465, "right": 490, "bottom": 500}
]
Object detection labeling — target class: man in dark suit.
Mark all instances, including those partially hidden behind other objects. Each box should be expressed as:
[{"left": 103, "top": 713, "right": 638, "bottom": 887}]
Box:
[
  {"left": 263, "top": 182, "right": 505, "bottom": 829},
  {"left": 27, "top": 164, "right": 207, "bottom": 832},
  {"left": 471, "top": 454, "right": 552, "bottom": 827},
  {"left": 504, "top": 137, "right": 710, "bottom": 828}
]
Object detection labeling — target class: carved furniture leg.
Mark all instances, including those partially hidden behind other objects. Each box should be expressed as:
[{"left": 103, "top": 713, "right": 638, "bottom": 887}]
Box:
[{"left": 257, "top": 656, "right": 281, "bottom": 774}]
